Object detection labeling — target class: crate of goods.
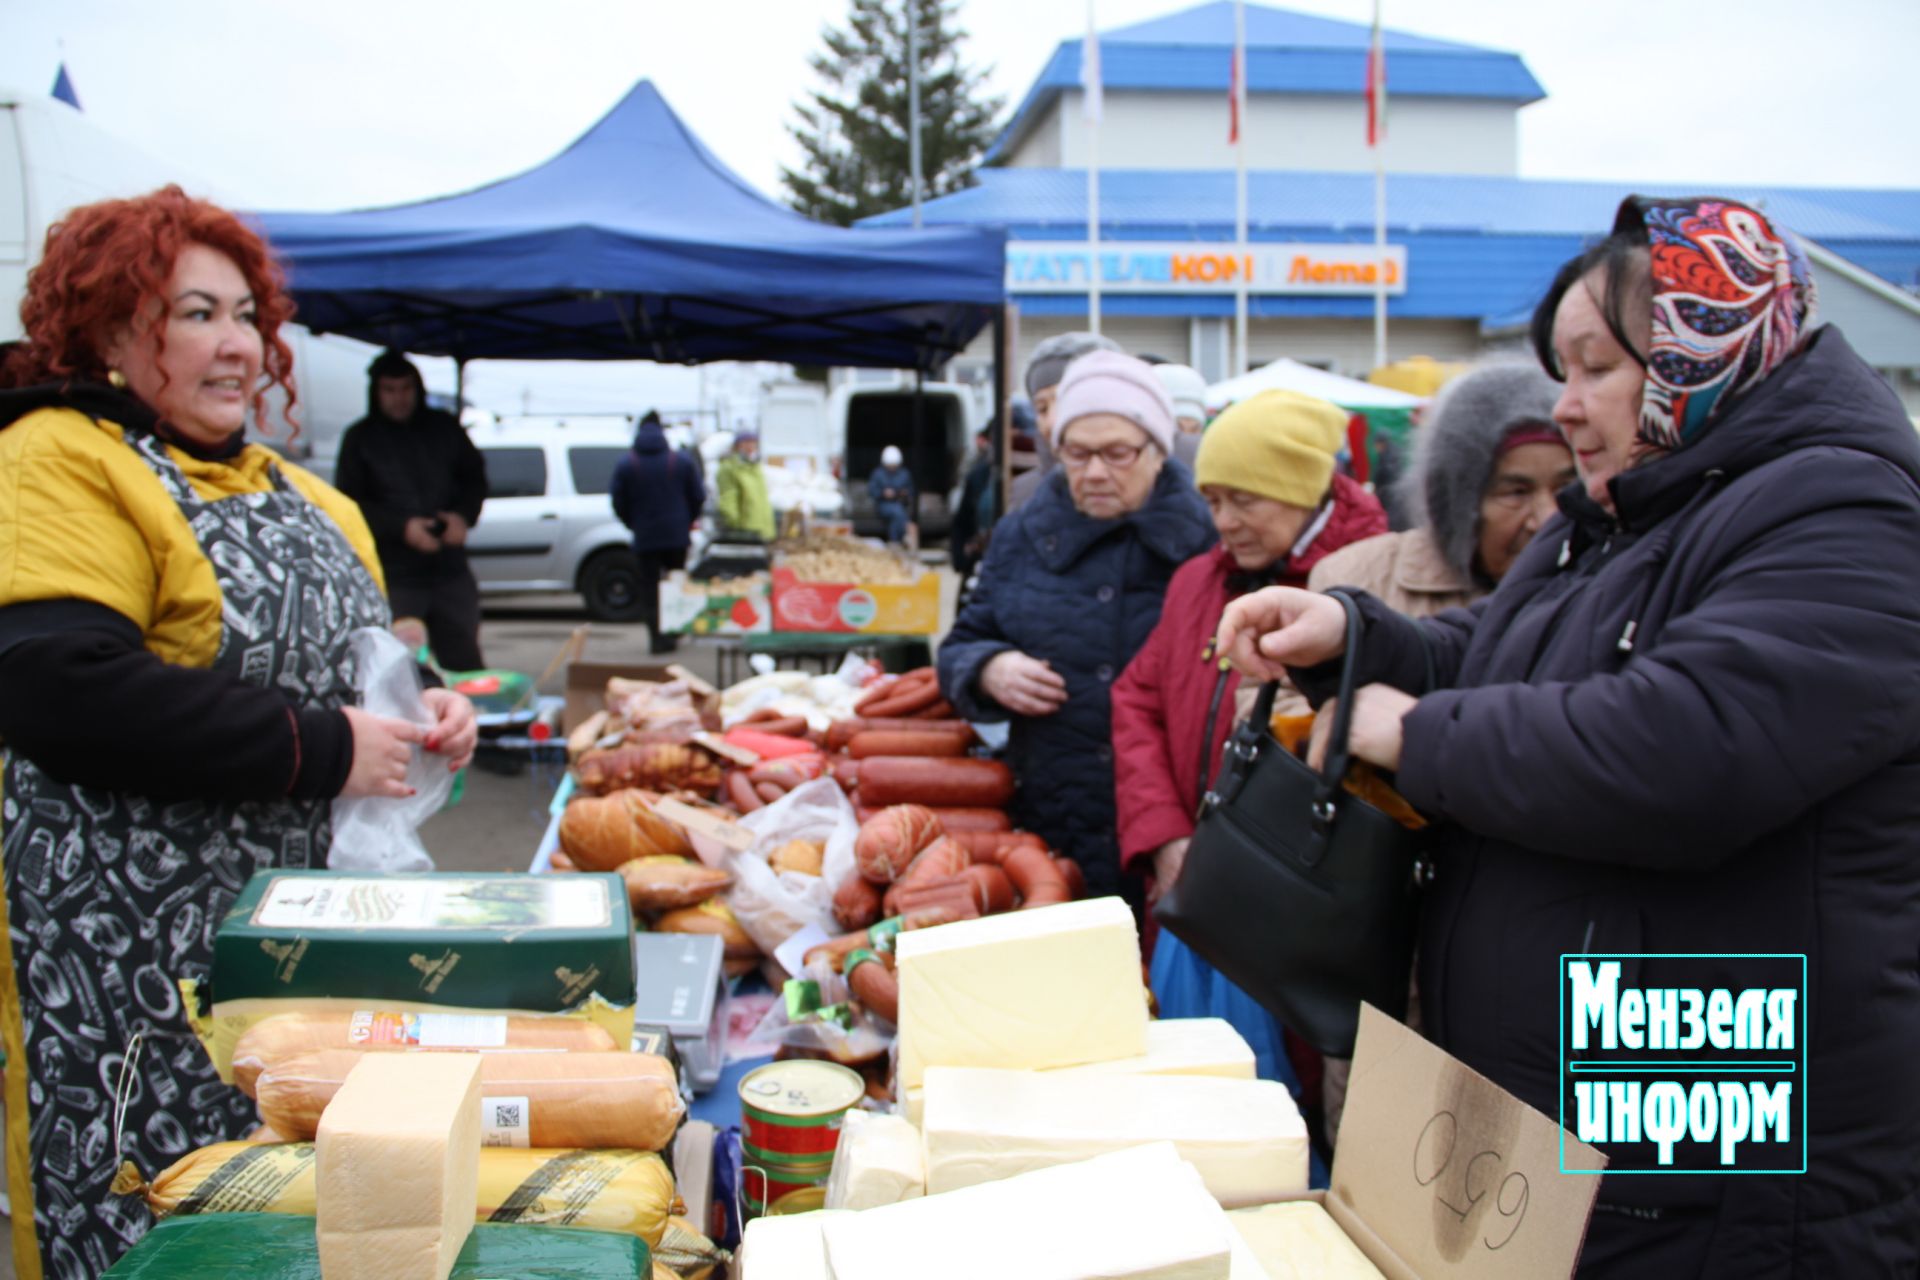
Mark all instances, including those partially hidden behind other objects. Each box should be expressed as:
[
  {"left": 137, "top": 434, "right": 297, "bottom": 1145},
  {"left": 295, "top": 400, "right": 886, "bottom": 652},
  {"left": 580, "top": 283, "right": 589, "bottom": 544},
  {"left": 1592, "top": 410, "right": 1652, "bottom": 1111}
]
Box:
[
  {"left": 188, "top": 871, "right": 636, "bottom": 1082},
  {"left": 769, "top": 535, "right": 939, "bottom": 635},
  {"left": 660, "top": 570, "right": 771, "bottom": 636}
]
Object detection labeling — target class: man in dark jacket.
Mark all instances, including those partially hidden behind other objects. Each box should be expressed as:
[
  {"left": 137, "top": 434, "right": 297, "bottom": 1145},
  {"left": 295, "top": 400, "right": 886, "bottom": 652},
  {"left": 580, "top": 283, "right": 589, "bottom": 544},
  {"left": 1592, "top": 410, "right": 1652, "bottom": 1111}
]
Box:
[
  {"left": 867, "top": 445, "right": 915, "bottom": 544},
  {"left": 1221, "top": 197, "right": 1920, "bottom": 1275},
  {"left": 610, "top": 411, "right": 706, "bottom": 653},
  {"left": 334, "top": 350, "right": 488, "bottom": 670}
]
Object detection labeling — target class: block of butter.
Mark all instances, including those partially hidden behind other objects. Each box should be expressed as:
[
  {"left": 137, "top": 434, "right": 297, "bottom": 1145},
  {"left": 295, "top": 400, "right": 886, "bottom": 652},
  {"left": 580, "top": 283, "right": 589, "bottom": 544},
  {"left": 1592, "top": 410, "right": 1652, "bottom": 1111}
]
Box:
[
  {"left": 921, "top": 1066, "right": 1309, "bottom": 1206},
  {"left": 822, "top": 1143, "right": 1233, "bottom": 1280},
  {"left": 740, "top": 1209, "right": 851, "bottom": 1280},
  {"left": 1227, "top": 1203, "right": 1386, "bottom": 1280},
  {"left": 898, "top": 1016, "right": 1257, "bottom": 1124},
  {"left": 317, "top": 1053, "right": 484, "bottom": 1280},
  {"left": 1047, "top": 1017, "right": 1257, "bottom": 1081},
  {"left": 823, "top": 1110, "right": 925, "bottom": 1211},
  {"left": 894, "top": 897, "right": 1147, "bottom": 1091}
]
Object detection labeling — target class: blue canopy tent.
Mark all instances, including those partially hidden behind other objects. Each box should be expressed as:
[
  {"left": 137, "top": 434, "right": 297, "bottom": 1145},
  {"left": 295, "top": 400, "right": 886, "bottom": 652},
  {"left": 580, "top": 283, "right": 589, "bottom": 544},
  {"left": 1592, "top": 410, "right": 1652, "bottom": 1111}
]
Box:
[{"left": 252, "top": 81, "right": 1007, "bottom": 372}]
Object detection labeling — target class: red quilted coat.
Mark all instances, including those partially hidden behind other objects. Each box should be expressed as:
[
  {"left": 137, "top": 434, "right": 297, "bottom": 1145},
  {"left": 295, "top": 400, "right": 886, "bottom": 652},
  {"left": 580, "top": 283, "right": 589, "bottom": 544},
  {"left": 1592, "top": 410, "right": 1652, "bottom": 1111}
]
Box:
[{"left": 1111, "top": 473, "right": 1387, "bottom": 881}]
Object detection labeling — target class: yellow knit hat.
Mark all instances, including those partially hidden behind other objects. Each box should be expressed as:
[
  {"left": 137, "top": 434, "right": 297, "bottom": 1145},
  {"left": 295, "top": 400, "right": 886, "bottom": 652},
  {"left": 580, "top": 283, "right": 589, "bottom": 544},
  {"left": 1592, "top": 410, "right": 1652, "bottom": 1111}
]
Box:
[{"left": 1194, "top": 390, "right": 1348, "bottom": 508}]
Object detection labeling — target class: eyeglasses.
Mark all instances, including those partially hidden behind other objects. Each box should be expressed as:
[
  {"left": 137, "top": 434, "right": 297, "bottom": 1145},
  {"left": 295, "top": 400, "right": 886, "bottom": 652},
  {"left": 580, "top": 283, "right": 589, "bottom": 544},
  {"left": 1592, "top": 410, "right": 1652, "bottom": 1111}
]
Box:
[{"left": 1059, "top": 442, "right": 1149, "bottom": 470}]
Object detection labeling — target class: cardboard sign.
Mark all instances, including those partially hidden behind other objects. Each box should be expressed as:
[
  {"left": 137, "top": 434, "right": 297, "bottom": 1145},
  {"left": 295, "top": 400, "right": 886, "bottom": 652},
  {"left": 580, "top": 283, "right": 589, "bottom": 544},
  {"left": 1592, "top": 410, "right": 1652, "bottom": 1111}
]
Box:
[{"left": 1327, "top": 1006, "right": 1606, "bottom": 1279}]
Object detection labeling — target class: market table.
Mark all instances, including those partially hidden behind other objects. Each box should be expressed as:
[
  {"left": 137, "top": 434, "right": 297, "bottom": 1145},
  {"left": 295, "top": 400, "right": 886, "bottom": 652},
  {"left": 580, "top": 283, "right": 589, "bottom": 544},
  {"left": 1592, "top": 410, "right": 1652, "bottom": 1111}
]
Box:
[{"left": 711, "top": 632, "right": 932, "bottom": 687}]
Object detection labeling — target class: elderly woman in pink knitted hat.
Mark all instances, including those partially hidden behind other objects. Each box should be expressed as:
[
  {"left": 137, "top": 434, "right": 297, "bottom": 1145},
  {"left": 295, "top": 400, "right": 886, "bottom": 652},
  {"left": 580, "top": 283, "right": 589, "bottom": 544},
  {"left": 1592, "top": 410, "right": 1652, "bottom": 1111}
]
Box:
[{"left": 937, "top": 350, "right": 1217, "bottom": 907}]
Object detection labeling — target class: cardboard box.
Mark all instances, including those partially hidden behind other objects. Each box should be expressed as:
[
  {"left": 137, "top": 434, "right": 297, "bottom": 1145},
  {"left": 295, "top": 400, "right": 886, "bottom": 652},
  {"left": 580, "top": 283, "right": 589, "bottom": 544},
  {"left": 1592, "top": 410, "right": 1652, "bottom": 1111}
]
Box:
[
  {"left": 562, "top": 660, "right": 719, "bottom": 733},
  {"left": 191, "top": 871, "right": 637, "bottom": 1080},
  {"left": 1251, "top": 1005, "right": 1606, "bottom": 1280},
  {"left": 769, "top": 566, "right": 941, "bottom": 635},
  {"left": 660, "top": 570, "right": 771, "bottom": 637}
]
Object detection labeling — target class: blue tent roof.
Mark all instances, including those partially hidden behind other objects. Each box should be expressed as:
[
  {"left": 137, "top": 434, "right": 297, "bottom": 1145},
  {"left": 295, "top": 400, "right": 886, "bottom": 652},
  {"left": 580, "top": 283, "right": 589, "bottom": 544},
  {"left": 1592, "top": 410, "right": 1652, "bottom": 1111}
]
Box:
[
  {"left": 986, "top": 1, "right": 1545, "bottom": 165},
  {"left": 252, "top": 82, "right": 1006, "bottom": 370},
  {"left": 861, "top": 167, "right": 1920, "bottom": 322}
]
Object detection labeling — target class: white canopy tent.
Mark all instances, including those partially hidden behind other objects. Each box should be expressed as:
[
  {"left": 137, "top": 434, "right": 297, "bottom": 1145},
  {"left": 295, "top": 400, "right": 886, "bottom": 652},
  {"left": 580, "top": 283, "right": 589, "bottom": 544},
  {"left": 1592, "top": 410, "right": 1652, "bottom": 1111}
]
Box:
[{"left": 1206, "top": 358, "right": 1424, "bottom": 411}]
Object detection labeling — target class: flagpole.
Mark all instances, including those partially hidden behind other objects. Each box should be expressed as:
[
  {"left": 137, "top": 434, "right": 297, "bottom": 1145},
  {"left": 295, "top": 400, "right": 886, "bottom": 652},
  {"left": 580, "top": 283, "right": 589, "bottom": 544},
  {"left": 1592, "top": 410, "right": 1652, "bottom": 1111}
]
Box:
[
  {"left": 1086, "top": 0, "right": 1102, "bottom": 336},
  {"left": 1370, "top": 0, "right": 1387, "bottom": 370},
  {"left": 1233, "top": 0, "right": 1248, "bottom": 378}
]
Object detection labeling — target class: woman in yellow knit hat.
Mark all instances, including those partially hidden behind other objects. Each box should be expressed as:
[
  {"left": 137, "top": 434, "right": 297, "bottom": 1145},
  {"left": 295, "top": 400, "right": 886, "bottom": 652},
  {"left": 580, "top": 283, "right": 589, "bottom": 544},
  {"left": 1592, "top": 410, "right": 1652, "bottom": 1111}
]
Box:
[{"left": 1110, "top": 389, "right": 1385, "bottom": 1155}]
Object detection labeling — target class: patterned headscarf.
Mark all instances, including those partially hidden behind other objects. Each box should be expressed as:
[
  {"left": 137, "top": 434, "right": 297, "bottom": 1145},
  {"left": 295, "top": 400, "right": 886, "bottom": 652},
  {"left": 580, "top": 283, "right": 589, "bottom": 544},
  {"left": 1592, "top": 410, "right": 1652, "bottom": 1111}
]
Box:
[{"left": 1618, "top": 196, "right": 1818, "bottom": 453}]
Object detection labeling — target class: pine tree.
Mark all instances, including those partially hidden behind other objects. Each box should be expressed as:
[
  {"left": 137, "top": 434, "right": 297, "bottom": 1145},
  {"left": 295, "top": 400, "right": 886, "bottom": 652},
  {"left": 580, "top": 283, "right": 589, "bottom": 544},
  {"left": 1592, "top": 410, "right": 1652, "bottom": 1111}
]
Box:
[{"left": 782, "top": 0, "right": 1005, "bottom": 227}]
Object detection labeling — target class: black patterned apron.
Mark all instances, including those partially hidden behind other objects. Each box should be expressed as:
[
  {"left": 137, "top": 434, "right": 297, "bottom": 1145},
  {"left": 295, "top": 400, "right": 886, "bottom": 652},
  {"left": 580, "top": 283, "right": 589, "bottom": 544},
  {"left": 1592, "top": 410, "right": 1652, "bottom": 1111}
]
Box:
[{"left": 0, "top": 431, "right": 389, "bottom": 1280}]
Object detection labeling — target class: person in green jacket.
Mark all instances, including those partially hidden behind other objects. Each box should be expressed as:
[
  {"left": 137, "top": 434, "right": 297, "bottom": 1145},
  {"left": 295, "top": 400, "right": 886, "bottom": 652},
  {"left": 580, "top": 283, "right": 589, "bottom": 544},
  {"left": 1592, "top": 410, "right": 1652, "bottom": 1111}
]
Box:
[{"left": 716, "top": 430, "right": 776, "bottom": 540}]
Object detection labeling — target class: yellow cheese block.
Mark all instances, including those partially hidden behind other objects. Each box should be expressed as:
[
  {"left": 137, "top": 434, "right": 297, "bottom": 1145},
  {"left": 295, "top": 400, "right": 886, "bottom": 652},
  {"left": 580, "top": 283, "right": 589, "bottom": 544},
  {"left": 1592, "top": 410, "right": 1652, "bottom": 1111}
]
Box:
[
  {"left": 823, "top": 1111, "right": 924, "bottom": 1211},
  {"left": 821, "top": 1143, "right": 1233, "bottom": 1280},
  {"left": 1227, "top": 1202, "right": 1387, "bottom": 1280},
  {"left": 894, "top": 897, "right": 1147, "bottom": 1091},
  {"left": 316, "top": 1053, "right": 483, "bottom": 1280},
  {"left": 921, "top": 1066, "right": 1309, "bottom": 1206},
  {"left": 1047, "top": 1017, "right": 1257, "bottom": 1080}
]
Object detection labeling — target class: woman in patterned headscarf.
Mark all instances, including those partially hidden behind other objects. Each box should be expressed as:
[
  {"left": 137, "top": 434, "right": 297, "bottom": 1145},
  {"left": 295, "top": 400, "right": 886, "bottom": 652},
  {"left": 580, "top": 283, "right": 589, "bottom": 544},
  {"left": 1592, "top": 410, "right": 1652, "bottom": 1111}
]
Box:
[{"left": 1214, "top": 195, "right": 1920, "bottom": 1275}]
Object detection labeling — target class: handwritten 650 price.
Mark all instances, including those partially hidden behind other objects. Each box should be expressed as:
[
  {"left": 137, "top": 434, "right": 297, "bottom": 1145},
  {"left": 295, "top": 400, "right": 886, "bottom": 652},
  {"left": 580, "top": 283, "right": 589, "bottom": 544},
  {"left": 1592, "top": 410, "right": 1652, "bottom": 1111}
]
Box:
[{"left": 1413, "top": 1111, "right": 1529, "bottom": 1251}]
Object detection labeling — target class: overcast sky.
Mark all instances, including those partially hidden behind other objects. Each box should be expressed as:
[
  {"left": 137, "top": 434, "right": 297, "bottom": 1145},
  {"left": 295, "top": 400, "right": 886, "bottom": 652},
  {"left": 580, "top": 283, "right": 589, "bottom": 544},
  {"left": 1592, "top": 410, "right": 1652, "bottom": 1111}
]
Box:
[{"left": 3, "top": 0, "right": 1915, "bottom": 414}]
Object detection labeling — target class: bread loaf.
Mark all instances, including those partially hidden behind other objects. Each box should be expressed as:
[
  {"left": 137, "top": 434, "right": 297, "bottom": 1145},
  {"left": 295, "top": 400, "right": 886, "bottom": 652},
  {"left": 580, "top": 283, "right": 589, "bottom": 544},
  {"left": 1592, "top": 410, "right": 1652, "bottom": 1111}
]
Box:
[
  {"left": 559, "top": 790, "right": 693, "bottom": 871},
  {"left": 616, "top": 856, "right": 731, "bottom": 914}
]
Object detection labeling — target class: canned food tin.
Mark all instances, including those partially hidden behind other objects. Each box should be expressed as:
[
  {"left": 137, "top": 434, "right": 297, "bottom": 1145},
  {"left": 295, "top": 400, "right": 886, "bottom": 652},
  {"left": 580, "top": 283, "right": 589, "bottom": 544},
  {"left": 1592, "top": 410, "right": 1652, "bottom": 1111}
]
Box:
[
  {"left": 738, "top": 1060, "right": 865, "bottom": 1160},
  {"left": 742, "top": 1157, "right": 833, "bottom": 1218},
  {"left": 768, "top": 1185, "right": 828, "bottom": 1216}
]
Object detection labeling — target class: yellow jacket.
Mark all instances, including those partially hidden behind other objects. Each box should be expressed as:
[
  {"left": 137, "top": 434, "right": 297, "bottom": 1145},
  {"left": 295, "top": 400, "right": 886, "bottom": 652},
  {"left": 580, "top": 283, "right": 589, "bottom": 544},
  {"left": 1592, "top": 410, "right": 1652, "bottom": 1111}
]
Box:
[{"left": 0, "top": 408, "right": 383, "bottom": 667}]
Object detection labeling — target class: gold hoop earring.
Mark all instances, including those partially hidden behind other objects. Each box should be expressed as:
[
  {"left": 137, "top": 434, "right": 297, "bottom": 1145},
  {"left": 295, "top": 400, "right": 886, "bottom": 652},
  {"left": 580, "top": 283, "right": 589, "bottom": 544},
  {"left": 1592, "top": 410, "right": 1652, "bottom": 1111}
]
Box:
[{"left": 107, "top": 369, "right": 127, "bottom": 389}]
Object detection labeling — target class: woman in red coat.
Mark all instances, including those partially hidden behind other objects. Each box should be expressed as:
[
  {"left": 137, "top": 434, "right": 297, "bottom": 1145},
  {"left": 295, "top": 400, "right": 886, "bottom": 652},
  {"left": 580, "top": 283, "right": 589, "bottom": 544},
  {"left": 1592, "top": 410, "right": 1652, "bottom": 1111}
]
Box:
[{"left": 1110, "top": 390, "right": 1384, "bottom": 1136}]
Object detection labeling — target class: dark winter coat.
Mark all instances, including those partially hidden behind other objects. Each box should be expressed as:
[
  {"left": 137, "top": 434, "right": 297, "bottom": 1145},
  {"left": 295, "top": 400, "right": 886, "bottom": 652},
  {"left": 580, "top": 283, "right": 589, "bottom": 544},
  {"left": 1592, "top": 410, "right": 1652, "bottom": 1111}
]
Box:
[
  {"left": 867, "top": 464, "right": 916, "bottom": 512},
  {"left": 1112, "top": 473, "right": 1387, "bottom": 880},
  {"left": 610, "top": 419, "right": 704, "bottom": 552},
  {"left": 1301, "top": 330, "right": 1920, "bottom": 1276},
  {"left": 938, "top": 462, "right": 1215, "bottom": 895},
  {"left": 334, "top": 383, "right": 486, "bottom": 584}
]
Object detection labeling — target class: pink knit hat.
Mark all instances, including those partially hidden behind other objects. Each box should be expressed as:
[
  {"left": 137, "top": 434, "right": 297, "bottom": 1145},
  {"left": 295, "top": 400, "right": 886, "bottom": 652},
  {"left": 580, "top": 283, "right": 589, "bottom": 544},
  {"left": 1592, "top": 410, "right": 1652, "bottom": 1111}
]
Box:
[{"left": 1050, "top": 350, "right": 1177, "bottom": 456}]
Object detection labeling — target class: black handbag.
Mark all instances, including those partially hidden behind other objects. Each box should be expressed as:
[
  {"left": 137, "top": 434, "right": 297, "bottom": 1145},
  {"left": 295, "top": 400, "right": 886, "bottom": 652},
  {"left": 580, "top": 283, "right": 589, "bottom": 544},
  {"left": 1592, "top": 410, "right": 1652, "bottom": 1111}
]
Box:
[{"left": 1152, "top": 589, "right": 1426, "bottom": 1057}]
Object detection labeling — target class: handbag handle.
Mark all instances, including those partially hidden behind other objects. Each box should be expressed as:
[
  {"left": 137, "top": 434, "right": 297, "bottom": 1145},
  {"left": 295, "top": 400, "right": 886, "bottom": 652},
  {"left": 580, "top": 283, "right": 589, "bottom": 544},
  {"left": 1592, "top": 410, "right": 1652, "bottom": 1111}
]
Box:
[{"left": 1245, "top": 588, "right": 1365, "bottom": 828}]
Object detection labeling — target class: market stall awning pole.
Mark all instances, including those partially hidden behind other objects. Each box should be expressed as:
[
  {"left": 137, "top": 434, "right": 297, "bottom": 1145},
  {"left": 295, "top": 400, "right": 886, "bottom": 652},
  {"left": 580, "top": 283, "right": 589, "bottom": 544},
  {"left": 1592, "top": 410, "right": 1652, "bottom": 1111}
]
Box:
[
  {"left": 1232, "top": 0, "right": 1249, "bottom": 377},
  {"left": 1083, "top": 0, "right": 1102, "bottom": 336},
  {"left": 991, "top": 305, "right": 1009, "bottom": 522}
]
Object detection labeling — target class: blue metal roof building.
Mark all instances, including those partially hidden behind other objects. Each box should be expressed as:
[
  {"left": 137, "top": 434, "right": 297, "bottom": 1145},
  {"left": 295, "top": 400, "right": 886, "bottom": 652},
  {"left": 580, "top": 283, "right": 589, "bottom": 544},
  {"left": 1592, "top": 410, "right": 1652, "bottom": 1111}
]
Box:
[{"left": 863, "top": 1, "right": 1920, "bottom": 396}]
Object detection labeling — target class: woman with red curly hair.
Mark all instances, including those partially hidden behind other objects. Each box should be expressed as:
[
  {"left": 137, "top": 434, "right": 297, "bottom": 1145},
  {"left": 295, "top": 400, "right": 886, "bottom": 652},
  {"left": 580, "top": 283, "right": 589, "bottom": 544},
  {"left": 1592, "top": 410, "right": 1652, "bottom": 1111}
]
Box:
[{"left": 0, "top": 186, "right": 477, "bottom": 1278}]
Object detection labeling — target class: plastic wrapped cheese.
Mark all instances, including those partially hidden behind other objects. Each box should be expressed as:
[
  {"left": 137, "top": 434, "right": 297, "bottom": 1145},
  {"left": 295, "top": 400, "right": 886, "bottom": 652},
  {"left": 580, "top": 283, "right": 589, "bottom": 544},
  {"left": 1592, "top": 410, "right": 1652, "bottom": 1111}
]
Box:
[
  {"left": 739, "top": 1209, "right": 850, "bottom": 1280},
  {"left": 822, "top": 1143, "right": 1233, "bottom": 1280},
  {"left": 823, "top": 1111, "right": 925, "bottom": 1211},
  {"left": 921, "top": 1066, "right": 1309, "bottom": 1207},
  {"left": 1227, "top": 1203, "right": 1386, "bottom": 1280},
  {"left": 895, "top": 897, "right": 1147, "bottom": 1090}
]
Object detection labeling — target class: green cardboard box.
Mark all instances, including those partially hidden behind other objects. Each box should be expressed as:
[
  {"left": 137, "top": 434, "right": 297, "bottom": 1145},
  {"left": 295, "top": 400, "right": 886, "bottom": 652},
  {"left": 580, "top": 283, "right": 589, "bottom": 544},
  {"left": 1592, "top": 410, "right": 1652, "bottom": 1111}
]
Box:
[{"left": 188, "top": 871, "right": 635, "bottom": 1080}]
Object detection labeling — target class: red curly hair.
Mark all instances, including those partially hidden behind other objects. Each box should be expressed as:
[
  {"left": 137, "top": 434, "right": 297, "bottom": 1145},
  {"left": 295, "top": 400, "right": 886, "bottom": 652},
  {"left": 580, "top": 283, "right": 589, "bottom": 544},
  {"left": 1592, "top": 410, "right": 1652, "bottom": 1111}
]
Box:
[{"left": 2, "top": 184, "right": 300, "bottom": 432}]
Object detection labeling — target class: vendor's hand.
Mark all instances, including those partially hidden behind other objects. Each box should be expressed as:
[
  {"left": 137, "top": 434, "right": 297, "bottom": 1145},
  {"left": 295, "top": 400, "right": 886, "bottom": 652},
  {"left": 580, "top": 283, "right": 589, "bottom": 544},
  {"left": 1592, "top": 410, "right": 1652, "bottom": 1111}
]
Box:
[
  {"left": 1214, "top": 588, "right": 1346, "bottom": 684},
  {"left": 1148, "top": 837, "right": 1191, "bottom": 904},
  {"left": 981, "top": 650, "right": 1069, "bottom": 717},
  {"left": 436, "top": 512, "right": 470, "bottom": 547},
  {"left": 422, "top": 687, "right": 479, "bottom": 772},
  {"left": 341, "top": 707, "right": 426, "bottom": 798},
  {"left": 403, "top": 516, "right": 442, "bottom": 554},
  {"left": 1307, "top": 684, "right": 1418, "bottom": 773}
]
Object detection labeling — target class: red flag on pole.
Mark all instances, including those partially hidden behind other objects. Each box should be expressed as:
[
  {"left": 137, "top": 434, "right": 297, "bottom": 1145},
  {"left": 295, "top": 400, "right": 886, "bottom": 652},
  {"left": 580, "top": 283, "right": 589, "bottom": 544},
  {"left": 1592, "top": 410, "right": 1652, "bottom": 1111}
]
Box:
[
  {"left": 1365, "top": 3, "right": 1387, "bottom": 147},
  {"left": 1228, "top": 46, "right": 1240, "bottom": 144}
]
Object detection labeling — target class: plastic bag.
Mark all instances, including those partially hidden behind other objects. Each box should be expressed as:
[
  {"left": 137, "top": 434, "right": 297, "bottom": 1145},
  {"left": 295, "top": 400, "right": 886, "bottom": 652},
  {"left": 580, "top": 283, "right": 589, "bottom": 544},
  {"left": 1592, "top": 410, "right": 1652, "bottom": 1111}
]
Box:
[
  {"left": 327, "top": 627, "right": 453, "bottom": 872},
  {"left": 723, "top": 779, "right": 858, "bottom": 955},
  {"left": 747, "top": 956, "right": 891, "bottom": 1064}
]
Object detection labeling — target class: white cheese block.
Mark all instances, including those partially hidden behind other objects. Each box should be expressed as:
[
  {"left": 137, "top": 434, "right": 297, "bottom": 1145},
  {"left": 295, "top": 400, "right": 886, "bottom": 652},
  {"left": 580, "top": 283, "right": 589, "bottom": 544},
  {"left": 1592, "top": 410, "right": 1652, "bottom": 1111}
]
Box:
[
  {"left": 822, "top": 1142, "right": 1233, "bottom": 1280},
  {"left": 316, "top": 1052, "right": 484, "bottom": 1280},
  {"left": 897, "top": 1018, "right": 1256, "bottom": 1123},
  {"left": 1227, "top": 1203, "right": 1386, "bottom": 1280},
  {"left": 1046, "top": 1018, "right": 1257, "bottom": 1081},
  {"left": 823, "top": 1110, "right": 925, "bottom": 1211},
  {"left": 740, "top": 1209, "right": 850, "bottom": 1280},
  {"left": 1229, "top": 1229, "right": 1275, "bottom": 1280},
  {"left": 921, "top": 1066, "right": 1309, "bottom": 1207},
  {"left": 895, "top": 896, "right": 1147, "bottom": 1090}
]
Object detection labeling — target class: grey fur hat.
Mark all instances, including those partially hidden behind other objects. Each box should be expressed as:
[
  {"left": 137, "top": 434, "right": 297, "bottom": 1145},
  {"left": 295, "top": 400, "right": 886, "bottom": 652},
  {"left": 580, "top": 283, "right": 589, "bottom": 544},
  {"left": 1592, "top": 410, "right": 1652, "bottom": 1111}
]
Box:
[
  {"left": 1397, "top": 362, "right": 1564, "bottom": 582},
  {"left": 1025, "top": 331, "right": 1123, "bottom": 398}
]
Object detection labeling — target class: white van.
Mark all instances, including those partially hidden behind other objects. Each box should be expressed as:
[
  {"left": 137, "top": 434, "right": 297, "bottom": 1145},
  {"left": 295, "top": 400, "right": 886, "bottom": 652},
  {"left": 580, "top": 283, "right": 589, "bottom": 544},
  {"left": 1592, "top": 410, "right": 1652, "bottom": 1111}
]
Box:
[
  {"left": 832, "top": 377, "right": 976, "bottom": 539},
  {"left": 464, "top": 418, "right": 659, "bottom": 620}
]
